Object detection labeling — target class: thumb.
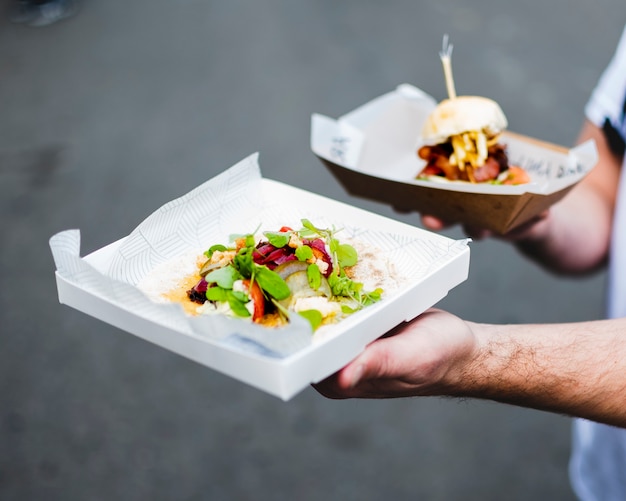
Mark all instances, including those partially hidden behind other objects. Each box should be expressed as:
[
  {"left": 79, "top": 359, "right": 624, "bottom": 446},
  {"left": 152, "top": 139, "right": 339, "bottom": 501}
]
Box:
[{"left": 343, "top": 340, "right": 394, "bottom": 388}]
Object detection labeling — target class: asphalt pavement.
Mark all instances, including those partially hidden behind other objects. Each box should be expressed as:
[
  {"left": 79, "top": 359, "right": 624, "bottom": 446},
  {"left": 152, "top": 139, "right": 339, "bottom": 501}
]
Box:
[{"left": 2, "top": 1, "right": 625, "bottom": 500}]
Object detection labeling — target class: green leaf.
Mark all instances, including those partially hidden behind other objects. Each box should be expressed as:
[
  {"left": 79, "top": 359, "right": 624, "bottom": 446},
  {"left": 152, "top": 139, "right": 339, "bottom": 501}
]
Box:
[
  {"left": 299, "top": 219, "right": 319, "bottom": 238},
  {"left": 307, "top": 263, "right": 321, "bottom": 290},
  {"left": 228, "top": 232, "right": 255, "bottom": 247},
  {"left": 230, "top": 290, "right": 249, "bottom": 303},
  {"left": 233, "top": 247, "right": 254, "bottom": 278},
  {"left": 244, "top": 234, "right": 256, "bottom": 247},
  {"left": 328, "top": 272, "right": 354, "bottom": 297},
  {"left": 298, "top": 309, "right": 323, "bottom": 331},
  {"left": 204, "top": 244, "right": 227, "bottom": 259},
  {"left": 329, "top": 238, "right": 339, "bottom": 254},
  {"left": 227, "top": 291, "right": 251, "bottom": 317},
  {"left": 264, "top": 231, "right": 290, "bottom": 248},
  {"left": 295, "top": 245, "right": 313, "bottom": 261},
  {"left": 205, "top": 265, "right": 241, "bottom": 289},
  {"left": 336, "top": 243, "right": 358, "bottom": 268},
  {"left": 301, "top": 219, "right": 315, "bottom": 232},
  {"left": 205, "top": 286, "right": 228, "bottom": 302},
  {"left": 255, "top": 266, "right": 291, "bottom": 300},
  {"left": 363, "top": 288, "right": 383, "bottom": 305}
]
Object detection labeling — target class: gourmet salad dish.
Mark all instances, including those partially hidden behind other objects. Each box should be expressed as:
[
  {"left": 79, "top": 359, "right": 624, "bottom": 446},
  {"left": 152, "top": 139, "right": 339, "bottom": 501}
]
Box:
[{"left": 139, "top": 219, "right": 399, "bottom": 332}]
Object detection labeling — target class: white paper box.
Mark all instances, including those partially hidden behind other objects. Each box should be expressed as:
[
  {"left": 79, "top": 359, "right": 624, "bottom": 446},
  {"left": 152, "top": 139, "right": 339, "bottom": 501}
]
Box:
[{"left": 51, "top": 154, "right": 470, "bottom": 401}]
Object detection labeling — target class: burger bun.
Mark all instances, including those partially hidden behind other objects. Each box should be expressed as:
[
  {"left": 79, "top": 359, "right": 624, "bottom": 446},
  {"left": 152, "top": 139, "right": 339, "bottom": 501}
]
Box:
[{"left": 421, "top": 96, "right": 508, "bottom": 144}]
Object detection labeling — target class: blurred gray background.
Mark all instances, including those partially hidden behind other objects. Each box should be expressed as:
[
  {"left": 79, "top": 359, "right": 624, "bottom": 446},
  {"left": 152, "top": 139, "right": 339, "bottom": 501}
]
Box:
[{"left": 1, "top": 1, "right": 625, "bottom": 500}]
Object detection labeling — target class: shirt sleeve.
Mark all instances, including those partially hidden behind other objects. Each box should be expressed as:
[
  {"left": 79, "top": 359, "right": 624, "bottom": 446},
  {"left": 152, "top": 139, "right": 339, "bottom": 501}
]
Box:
[{"left": 585, "top": 25, "right": 626, "bottom": 157}]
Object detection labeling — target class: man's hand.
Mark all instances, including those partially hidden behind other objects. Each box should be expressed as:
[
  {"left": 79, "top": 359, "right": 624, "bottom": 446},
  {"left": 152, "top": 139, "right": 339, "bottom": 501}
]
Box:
[
  {"left": 421, "top": 212, "right": 551, "bottom": 242},
  {"left": 313, "top": 309, "right": 476, "bottom": 399}
]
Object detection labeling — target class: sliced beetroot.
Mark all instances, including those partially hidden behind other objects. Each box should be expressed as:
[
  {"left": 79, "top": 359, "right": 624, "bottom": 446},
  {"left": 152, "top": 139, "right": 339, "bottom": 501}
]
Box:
[
  {"left": 252, "top": 234, "right": 332, "bottom": 275},
  {"left": 187, "top": 277, "right": 208, "bottom": 304}
]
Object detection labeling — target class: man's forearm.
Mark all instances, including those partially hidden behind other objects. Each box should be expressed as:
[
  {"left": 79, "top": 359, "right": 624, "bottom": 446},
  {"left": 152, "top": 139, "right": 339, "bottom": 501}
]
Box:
[
  {"left": 513, "top": 185, "right": 612, "bottom": 275},
  {"left": 458, "top": 319, "right": 626, "bottom": 427},
  {"left": 513, "top": 121, "right": 617, "bottom": 275}
]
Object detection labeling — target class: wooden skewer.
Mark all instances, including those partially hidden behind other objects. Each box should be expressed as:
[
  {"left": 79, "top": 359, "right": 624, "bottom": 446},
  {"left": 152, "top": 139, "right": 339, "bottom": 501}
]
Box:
[{"left": 440, "top": 34, "right": 456, "bottom": 100}]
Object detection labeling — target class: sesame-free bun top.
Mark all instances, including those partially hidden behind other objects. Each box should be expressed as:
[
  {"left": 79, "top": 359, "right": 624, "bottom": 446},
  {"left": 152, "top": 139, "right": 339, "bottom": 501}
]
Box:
[{"left": 421, "top": 96, "right": 508, "bottom": 144}]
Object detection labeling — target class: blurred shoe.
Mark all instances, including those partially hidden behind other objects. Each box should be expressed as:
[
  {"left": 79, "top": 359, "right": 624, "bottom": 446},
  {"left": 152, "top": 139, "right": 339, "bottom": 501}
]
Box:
[{"left": 10, "top": 0, "right": 77, "bottom": 27}]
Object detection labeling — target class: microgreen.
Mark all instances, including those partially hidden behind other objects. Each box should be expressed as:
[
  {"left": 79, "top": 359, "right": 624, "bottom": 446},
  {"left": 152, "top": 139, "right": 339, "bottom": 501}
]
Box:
[
  {"left": 227, "top": 292, "right": 251, "bottom": 317},
  {"left": 298, "top": 219, "right": 357, "bottom": 272},
  {"left": 307, "top": 263, "right": 321, "bottom": 290},
  {"left": 204, "top": 244, "right": 228, "bottom": 259},
  {"left": 336, "top": 243, "right": 357, "bottom": 267},
  {"left": 264, "top": 231, "right": 291, "bottom": 248},
  {"left": 205, "top": 265, "right": 241, "bottom": 289},
  {"left": 295, "top": 245, "right": 313, "bottom": 262},
  {"left": 298, "top": 309, "right": 323, "bottom": 331},
  {"left": 362, "top": 288, "right": 383, "bottom": 305},
  {"left": 205, "top": 286, "right": 228, "bottom": 302},
  {"left": 203, "top": 281, "right": 252, "bottom": 319},
  {"left": 255, "top": 266, "right": 291, "bottom": 300},
  {"left": 233, "top": 246, "right": 254, "bottom": 278}
]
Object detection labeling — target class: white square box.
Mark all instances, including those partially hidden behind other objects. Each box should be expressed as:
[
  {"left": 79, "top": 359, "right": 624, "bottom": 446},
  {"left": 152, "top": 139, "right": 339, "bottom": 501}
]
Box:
[{"left": 51, "top": 154, "right": 470, "bottom": 400}]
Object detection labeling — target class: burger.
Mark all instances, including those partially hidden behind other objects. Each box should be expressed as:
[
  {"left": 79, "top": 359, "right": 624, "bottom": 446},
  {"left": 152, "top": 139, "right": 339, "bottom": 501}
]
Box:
[{"left": 416, "top": 95, "right": 529, "bottom": 184}]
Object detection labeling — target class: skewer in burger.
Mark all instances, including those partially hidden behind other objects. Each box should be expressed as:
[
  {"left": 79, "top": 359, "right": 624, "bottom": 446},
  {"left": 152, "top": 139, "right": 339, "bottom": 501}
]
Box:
[{"left": 416, "top": 36, "right": 530, "bottom": 185}]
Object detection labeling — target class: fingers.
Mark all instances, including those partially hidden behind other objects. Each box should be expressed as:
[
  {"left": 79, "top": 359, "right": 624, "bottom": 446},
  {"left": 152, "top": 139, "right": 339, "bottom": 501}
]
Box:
[
  {"left": 312, "top": 340, "right": 389, "bottom": 399},
  {"left": 421, "top": 208, "right": 551, "bottom": 243},
  {"left": 313, "top": 322, "right": 425, "bottom": 399},
  {"left": 312, "top": 362, "right": 362, "bottom": 399},
  {"left": 421, "top": 214, "right": 450, "bottom": 230},
  {"left": 464, "top": 211, "right": 550, "bottom": 242},
  {"left": 312, "top": 308, "right": 476, "bottom": 400}
]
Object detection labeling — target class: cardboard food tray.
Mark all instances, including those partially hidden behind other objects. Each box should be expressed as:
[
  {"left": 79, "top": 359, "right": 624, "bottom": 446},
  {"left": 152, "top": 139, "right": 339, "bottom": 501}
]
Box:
[
  {"left": 50, "top": 154, "right": 470, "bottom": 401},
  {"left": 311, "top": 84, "right": 599, "bottom": 234}
]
